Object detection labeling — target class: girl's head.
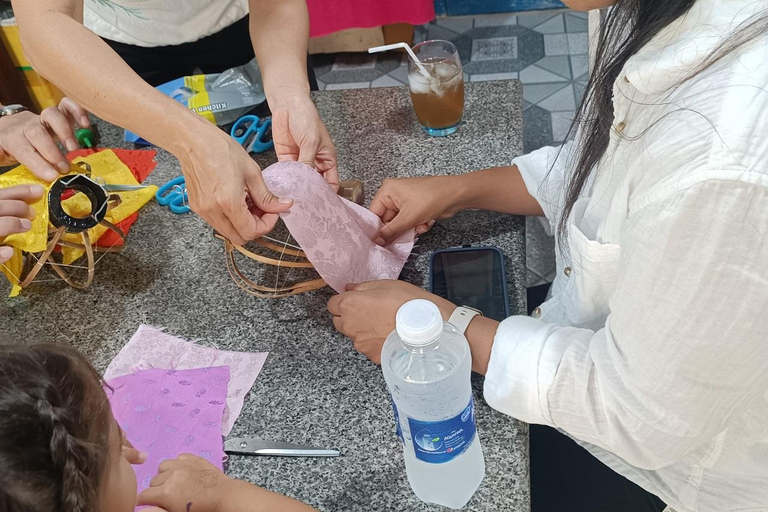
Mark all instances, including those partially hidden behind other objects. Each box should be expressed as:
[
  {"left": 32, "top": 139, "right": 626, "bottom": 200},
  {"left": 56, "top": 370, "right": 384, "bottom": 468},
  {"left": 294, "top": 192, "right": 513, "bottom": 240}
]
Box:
[{"left": 0, "top": 344, "right": 137, "bottom": 512}]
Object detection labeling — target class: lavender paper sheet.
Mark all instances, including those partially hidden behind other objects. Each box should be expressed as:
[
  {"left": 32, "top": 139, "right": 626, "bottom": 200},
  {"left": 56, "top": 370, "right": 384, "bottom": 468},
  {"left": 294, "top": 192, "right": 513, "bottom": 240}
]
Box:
[
  {"left": 105, "top": 325, "right": 267, "bottom": 435},
  {"left": 107, "top": 367, "right": 230, "bottom": 505}
]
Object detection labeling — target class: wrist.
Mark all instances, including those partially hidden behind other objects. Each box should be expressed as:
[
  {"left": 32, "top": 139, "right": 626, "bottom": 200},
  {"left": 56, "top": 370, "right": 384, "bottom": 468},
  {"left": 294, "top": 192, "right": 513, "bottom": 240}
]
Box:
[
  {"left": 442, "top": 173, "right": 475, "bottom": 215},
  {"left": 266, "top": 83, "right": 311, "bottom": 110},
  {"left": 212, "top": 475, "right": 240, "bottom": 512}
]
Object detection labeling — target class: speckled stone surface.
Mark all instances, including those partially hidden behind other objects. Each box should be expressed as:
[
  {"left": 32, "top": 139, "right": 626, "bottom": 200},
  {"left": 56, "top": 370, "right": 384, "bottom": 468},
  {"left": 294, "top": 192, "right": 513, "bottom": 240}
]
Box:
[{"left": 1, "top": 81, "right": 530, "bottom": 512}]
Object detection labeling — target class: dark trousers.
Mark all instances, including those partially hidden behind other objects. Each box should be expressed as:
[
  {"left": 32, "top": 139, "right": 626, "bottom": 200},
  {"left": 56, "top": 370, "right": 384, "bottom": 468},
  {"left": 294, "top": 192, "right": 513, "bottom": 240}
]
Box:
[
  {"left": 527, "top": 283, "right": 667, "bottom": 512},
  {"left": 103, "top": 15, "right": 318, "bottom": 93}
]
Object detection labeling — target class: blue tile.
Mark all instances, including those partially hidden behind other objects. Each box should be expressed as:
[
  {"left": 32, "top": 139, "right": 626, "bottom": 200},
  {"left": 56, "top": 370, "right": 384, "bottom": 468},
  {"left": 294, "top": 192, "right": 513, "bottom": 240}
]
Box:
[
  {"left": 534, "top": 55, "right": 572, "bottom": 79},
  {"left": 564, "top": 13, "right": 589, "bottom": 32},
  {"left": 531, "top": 14, "right": 565, "bottom": 34}
]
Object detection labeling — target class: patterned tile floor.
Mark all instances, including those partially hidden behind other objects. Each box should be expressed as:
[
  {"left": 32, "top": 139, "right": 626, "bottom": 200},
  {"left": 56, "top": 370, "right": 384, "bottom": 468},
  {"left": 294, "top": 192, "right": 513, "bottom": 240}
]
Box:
[{"left": 312, "top": 9, "right": 589, "bottom": 287}]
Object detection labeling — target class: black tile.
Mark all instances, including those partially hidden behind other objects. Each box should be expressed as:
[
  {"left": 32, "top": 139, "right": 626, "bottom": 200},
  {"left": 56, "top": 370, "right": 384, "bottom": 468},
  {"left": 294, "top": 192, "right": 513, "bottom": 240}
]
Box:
[{"left": 523, "top": 104, "right": 554, "bottom": 153}]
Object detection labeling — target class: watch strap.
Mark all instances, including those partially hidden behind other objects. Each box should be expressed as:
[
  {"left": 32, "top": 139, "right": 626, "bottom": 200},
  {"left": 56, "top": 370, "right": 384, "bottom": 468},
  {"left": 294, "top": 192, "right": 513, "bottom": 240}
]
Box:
[
  {"left": 448, "top": 306, "right": 483, "bottom": 334},
  {"left": 0, "top": 104, "right": 29, "bottom": 117}
]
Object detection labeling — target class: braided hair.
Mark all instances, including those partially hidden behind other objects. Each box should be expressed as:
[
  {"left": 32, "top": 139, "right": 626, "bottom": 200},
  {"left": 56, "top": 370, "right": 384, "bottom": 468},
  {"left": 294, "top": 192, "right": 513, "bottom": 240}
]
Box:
[{"left": 0, "top": 344, "right": 112, "bottom": 512}]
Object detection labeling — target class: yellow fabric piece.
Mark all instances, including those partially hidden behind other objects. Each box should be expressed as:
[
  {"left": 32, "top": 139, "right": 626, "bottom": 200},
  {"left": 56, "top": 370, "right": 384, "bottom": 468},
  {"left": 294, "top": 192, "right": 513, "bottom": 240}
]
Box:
[
  {"left": 0, "top": 167, "right": 50, "bottom": 253},
  {"left": 0, "top": 150, "right": 157, "bottom": 295},
  {"left": 61, "top": 151, "right": 157, "bottom": 263},
  {"left": 1, "top": 248, "right": 24, "bottom": 297}
]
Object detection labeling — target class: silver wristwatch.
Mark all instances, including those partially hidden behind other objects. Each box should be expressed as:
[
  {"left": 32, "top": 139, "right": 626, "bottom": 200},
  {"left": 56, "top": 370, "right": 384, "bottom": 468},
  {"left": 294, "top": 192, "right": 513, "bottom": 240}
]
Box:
[
  {"left": 448, "top": 306, "right": 483, "bottom": 334},
  {"left": 0, "top": 104, "right": 30, "bottom": 117}
]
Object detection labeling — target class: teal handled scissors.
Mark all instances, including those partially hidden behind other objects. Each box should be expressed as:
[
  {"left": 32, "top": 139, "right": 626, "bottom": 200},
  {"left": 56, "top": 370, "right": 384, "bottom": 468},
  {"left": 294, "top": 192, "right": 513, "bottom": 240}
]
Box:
[
  {"left": 155, "top": 176, "right": 190, "bottom": 214},
  {"left": 231, "top": 115, "right": 274, "bottom": 154}
]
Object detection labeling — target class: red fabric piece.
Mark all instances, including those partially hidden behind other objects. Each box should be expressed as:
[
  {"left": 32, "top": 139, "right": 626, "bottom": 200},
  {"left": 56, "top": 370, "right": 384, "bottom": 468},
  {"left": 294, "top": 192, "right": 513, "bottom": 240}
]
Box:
[
  {"left": 97, "top": 212, "right": 139, "bottom": 248},
  {"left": 306, "top": 0, "right": 434, "bottom": 37},
  {"left": 64, "top": 148, "right": 157, "bottom": 247}
]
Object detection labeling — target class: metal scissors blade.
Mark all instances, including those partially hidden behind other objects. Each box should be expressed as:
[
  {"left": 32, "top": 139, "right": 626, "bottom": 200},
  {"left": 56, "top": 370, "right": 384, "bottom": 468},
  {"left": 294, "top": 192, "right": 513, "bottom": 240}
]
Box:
[{"left": 224, "top": 437, "right": 339, "bottom": 457}]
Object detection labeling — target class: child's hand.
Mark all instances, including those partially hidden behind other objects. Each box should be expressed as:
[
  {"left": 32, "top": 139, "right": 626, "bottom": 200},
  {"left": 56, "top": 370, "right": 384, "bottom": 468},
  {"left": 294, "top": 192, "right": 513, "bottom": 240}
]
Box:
[
  {"left": 137, "top": 454, "right": 233, "bottom": 512},
  {"left": 120, "top": 430, "right": 148, "bottom": 465},
  {"left": 0, "top": 184, "right": 43, "bottom": 263}
]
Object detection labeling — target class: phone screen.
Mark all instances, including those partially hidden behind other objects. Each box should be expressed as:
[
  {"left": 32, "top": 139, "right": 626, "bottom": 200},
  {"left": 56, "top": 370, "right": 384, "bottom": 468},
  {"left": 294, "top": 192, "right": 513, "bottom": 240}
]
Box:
[{"left": 430, "top": 248, "right": 509, "bottom": 322}]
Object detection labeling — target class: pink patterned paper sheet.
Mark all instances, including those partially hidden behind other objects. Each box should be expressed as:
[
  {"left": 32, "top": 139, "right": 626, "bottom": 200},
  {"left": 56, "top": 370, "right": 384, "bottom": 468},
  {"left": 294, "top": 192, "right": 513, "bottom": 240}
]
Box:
[
  {"left": 107, "top": 367, "right": 229, "bottom": 509},
  {"left": 105, "top": 325, "right": 267, "bottom": 435},
  {"left": 262, "top": 161, "right": 415, "bottom": 293}
]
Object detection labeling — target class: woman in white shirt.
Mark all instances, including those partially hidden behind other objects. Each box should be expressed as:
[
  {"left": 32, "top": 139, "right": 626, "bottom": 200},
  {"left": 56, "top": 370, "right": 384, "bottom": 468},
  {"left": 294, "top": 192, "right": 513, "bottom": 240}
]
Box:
[
  {"left": 11, "top": 0, "right": 338, "bottom": 247},
  {"left": 328, "top": 0, "right": 768, "bottom": 510}
]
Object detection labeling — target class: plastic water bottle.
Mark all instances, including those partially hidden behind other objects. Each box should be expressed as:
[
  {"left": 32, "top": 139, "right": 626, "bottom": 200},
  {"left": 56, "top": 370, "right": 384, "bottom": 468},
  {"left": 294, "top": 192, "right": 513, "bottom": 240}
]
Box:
[{"left": 382, "top": 299, "right": 485, "bottom": 509}]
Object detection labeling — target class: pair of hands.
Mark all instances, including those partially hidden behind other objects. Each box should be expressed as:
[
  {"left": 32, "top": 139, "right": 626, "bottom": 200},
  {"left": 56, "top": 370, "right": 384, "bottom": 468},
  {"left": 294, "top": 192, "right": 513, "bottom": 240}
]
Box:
[
  {"left": 181, "top": 98, "right": 338, "bottom": 245},
  {"left": 0, "top": 98, "right": 91, "bottom": 264},
  {"left": 329, "top": 174, "right": 467, "bottom": 363}
]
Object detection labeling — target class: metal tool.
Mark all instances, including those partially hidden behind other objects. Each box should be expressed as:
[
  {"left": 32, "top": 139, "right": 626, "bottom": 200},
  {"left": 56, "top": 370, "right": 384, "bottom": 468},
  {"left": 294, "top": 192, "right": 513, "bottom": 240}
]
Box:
[
  {"left": 230, "top": 115, "right": 274, "bottom": 154},
  {"left": 155, "top": 176, "right": 190, "bottom": 214},
  {"left": 224, "top": 437, "right": 340, "bottom": 458}
]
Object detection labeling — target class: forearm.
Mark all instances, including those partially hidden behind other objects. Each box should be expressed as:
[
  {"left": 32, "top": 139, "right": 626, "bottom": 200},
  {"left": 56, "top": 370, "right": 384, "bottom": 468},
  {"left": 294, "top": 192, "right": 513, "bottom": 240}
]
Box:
[
  {"left": 453, "top": 165, "right": 545, "bottom": 216},
  {"left": 12, "top": 1, "right": 214, "bottom": 156},
  {"left": 248, "top": 0, "right": 311, "bottom": 108},
  {"left": 219, "top": 479, "right": 317, "bottom": 512}
]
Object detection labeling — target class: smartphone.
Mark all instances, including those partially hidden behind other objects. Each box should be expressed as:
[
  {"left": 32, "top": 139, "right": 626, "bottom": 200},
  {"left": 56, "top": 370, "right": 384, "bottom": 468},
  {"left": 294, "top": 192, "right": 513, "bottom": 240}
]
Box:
[{"left": 430, "top": 246, "right": 510, "bottom": 322}]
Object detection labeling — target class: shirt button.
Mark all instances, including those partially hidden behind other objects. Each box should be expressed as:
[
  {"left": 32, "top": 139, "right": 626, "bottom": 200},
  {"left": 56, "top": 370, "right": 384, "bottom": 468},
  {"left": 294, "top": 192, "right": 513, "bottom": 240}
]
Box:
[
  {"left": 564, "top": 266, "right": 572, "bottom": 277},
  {"left": 532, "top": 307, "right": 542, "bottom": 318},
  {"left": 615, "top": 121, "right": 626, "bottom": 133},
  {"left": 623, "top": 76, "right": 630, "bottom": 83}
]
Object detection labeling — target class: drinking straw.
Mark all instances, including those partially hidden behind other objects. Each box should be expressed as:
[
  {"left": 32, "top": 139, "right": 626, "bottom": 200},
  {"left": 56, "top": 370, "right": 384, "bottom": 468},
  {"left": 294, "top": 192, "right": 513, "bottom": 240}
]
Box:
[{"left": 368, "top": 42, "right": 430, "bottom": 79}]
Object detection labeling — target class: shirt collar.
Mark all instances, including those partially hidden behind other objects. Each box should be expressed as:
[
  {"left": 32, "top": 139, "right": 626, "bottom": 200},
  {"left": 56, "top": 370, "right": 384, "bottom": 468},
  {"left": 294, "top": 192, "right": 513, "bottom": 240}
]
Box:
[{"left": 622, "top": 0, "right": 767, "bottom": 95}]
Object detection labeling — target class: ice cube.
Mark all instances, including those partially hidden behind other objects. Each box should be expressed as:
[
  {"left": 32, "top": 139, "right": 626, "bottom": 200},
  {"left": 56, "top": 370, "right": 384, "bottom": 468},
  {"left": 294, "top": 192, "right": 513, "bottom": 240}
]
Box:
[
  {"left": 435, "top": 62, "right": 460, "bottom": 81},
  {"left": 408, "top": 72, "right": 433, "bottom": 95}
]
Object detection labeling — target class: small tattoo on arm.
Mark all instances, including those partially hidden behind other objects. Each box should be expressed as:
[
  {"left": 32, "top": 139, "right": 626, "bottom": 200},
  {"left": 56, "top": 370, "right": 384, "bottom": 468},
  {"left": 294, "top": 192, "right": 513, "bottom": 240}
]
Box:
[
  {"left": 196, "top": 469, "right": 219, "bottom": 489},
  {"left": 186, "top": 503, "right": 192, "bottom": 512}
]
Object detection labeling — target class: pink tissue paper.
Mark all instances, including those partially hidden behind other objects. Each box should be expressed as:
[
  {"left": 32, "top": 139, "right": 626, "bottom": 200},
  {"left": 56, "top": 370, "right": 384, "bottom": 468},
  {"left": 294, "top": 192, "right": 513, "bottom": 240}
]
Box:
[
  {"left": 262, "top": 161, "right": 415, "bottom": 293},
  {"left": 107, "top": 367, "right": 229, "bottom": 505},
  {"left": 105, "top": 325, "right": 267, "bottom": 435}
]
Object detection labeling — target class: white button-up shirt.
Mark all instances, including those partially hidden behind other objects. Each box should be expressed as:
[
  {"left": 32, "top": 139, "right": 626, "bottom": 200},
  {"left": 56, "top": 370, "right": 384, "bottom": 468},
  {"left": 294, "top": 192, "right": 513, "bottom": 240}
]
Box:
[{"left": 483, "top": 1, "right": 768, "bottom": 511}]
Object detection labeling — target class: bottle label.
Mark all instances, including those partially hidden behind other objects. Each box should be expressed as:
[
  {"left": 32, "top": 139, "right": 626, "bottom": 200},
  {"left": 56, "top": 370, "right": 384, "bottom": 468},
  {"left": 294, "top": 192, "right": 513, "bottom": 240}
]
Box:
[
  {"left": 406, "top": 397, "right": 477, "bottom": 464},
  {"left": 390, "top": 397, "right": 404, "bottom": 445}
]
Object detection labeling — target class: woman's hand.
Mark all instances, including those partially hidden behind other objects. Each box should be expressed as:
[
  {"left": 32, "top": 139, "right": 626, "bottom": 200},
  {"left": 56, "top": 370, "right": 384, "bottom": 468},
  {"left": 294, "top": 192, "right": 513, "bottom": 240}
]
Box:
[
  {"left": 271, "top": 96, "right": 339, "bottom": 190},
  {"left": 137, "top": 454, "right": 234, "bottom": 512},
  {"left": 176, "top": 125, "right": 293, "bottom": 245},
  {"left": 370, "top": 175, "right": 467, "bottom": 245},
  {"left": 327, "top": 280, "right": 456, "bottom": 364},
  {"left": 0, "top": 98, "right": 89, "bottom": 181},
  {"left": 0, "top": 184, "right": 43, "bottom": 263}
]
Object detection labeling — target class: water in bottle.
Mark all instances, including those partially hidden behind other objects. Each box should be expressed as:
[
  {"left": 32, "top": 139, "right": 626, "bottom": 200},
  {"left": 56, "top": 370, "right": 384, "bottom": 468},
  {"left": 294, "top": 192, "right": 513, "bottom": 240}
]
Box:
[{"left": 382, "top": 299, "right": 485, "bottom": 509}]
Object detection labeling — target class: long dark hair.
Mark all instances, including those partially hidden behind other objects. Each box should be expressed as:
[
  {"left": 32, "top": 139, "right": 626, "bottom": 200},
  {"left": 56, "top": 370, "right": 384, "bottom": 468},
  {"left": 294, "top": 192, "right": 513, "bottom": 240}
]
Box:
[
  {"left": 558, "top": 0, "right": 768, "bottom": 239},
  {"left": 0, "top": 344, "right": 112, "bottom": 512}
]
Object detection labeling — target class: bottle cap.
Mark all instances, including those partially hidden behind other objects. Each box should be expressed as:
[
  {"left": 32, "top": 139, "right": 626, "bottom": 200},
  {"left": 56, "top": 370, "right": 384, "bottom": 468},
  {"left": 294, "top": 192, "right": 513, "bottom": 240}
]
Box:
[
  {"left": 396, "top": 299, "right": 443, "bottom": 346},
  {"left": 75, "top": 127, "right": 94, "bottom": 148}
]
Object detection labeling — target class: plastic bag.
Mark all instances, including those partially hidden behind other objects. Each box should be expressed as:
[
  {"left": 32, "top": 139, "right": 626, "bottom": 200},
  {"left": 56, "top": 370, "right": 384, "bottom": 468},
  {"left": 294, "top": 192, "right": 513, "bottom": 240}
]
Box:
[{"left": 125, "top": 58, "right": 266, "bottom": 144}]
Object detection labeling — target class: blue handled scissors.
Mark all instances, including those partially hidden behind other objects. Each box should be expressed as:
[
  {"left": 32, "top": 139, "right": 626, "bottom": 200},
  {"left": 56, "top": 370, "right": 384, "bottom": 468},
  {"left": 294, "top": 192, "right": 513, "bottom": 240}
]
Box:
[
  {"left": 231, "top": 115, "right": 274, "bottom": 154},
  {"left": 155, "top": 176, "right": 190, "bottom": 214}
]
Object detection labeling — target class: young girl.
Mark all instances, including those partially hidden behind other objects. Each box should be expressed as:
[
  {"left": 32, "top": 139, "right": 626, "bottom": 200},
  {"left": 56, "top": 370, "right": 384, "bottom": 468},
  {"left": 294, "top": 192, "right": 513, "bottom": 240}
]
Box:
[
  {"left": 328, "top": 0, "right": 768, "bottom": 511},
  {"left": 0, "top": 344, "right": 316, "bottom": 512}
]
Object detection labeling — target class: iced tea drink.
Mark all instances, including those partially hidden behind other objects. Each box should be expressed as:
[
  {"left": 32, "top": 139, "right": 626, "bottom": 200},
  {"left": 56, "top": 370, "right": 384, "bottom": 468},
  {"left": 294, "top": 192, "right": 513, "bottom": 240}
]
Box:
[{"left": 408, "top": 40, "right": 464, "bottom": 136}]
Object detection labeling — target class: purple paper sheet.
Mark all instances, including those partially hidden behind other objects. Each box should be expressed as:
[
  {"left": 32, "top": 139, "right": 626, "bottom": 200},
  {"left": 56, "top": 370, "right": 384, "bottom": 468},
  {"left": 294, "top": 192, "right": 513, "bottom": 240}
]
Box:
[
  {"left": 107, "top": 367, "right": 230, "bottom": 504},
  {"left": 105, "top": 325, "right": 267, "bottom": 435}
]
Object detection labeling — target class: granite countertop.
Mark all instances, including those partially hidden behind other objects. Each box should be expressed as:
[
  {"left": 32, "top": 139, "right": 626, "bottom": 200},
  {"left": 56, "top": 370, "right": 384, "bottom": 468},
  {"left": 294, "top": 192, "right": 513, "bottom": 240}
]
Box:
[{"left": 1, "top": 81, "right": 529, "bottom": 512}]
